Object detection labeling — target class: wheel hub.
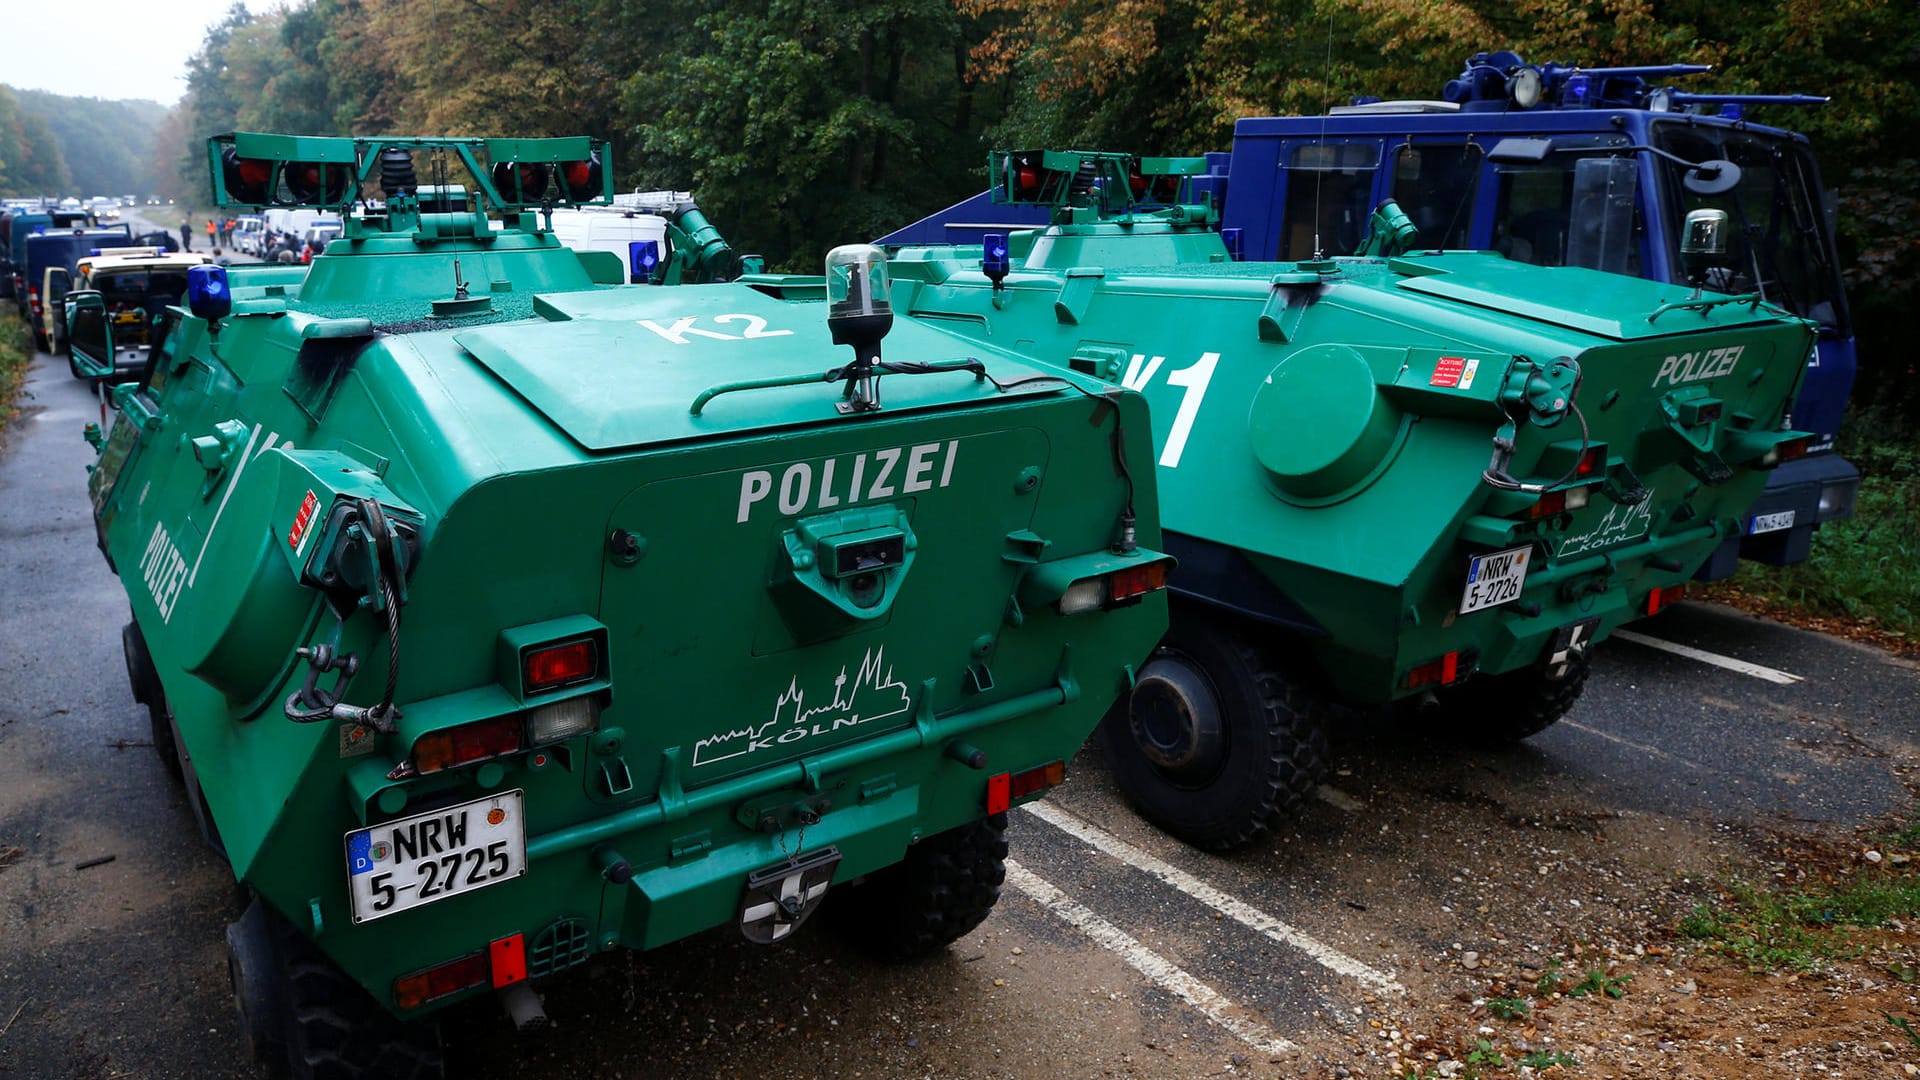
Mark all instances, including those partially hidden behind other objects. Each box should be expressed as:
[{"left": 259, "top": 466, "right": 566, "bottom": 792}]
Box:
[{"left": 1128, "top": 654, "right": 1227, "bottom": 785}]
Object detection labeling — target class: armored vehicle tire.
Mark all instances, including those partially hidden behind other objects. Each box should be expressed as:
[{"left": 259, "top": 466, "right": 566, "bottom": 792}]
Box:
[
  {"left": 227, "top": 896, "right": 445, "bottom": 1080},
  {"left": 227, "top": 897, "right": 290, "bottom": 1076},
  {"left": 1435, "top": 650, "right": 1593, "bottom": 746},
  {"left": 1099, "top": 619, "right": 1328, "bottom": 852},
  {"left": 121, "top": 620, "right": 180, "bottom": 781},
  {"left": 828, "top": 813, "right": 1009, "bottom": 961}
]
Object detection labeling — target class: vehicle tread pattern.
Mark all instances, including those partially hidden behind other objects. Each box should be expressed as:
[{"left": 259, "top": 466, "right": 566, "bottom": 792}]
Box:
[
  {"left": 830, "top": 813, "right": 1008, "bottom": 961},
  {"left": 277, "top": 918, "right": 445, "bottom": 1080},
  {"left": 1441, "top": 650, "right": 1592, "bottom": 745}
]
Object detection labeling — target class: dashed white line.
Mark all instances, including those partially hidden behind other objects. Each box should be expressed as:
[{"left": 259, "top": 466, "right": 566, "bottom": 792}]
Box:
[
  {"left": 1003, "top": 860, "right": 1297, "bottom": 1056},
  {"left": 1019, "top": 801, "right": 1403, "bottom": 993},
  {"left": 1611, "top": 629, "right": 1804, "bottom": 686}
]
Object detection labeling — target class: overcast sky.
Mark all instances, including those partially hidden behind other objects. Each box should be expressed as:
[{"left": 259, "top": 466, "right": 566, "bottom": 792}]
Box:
[{"left": 6, "top": 0, "right": 285, "bottom": 104}]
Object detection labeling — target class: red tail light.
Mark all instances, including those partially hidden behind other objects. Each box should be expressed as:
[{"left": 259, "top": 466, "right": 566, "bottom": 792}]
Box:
[
  {"left": 1777, "top": 437, "right": 1810, "bottom": 463},
  {"left": 1108, "top": 560, "right": 1172, "bottom": 605},
  {"left": 1646, "top": 583, "right": 1686, "bottom": 616},
  {"left": 1406, "top": 651, "right": 1462, "bottom": 690},
  {"left": 1575, "top": 446, "right": 1606, "bottom": 478},
  {"left": 986, "top": 760, "right": 1066, "bottom": 814},
  {"left": 410, "top": 714, "right": 524, "bottom": 775},
  {"left": 1528, "top": 489, "right": 1567, "bottom": 519},
  {"left": 525, "top": 638, "right": 597, "bottom": 691},
  {"left": 394, "top": 951, "right": 489, "bottom": 1010}
]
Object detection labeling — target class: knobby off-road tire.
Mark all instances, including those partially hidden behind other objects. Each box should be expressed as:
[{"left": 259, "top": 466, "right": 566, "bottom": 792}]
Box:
[
  {"left": 121, "top": 620, "right": 180, "bottom": 781},
  {"left": 281, "top": 933, "right": 445, "bottom": 1080},
  {"left": 1099, "top": 617, "right": 1328, "bottom": 852},
  {"left": 829, "top": 813, "right": 1009, "bottom": 961},
  {"left": 1434, "top": 649, "right": 1593, "bottom": 746}
]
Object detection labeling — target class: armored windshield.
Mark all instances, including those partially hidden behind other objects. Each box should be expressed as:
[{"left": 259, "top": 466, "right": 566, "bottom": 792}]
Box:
[
  {"left": 1651, "top": 120, "right": 1847, "bottom": 332},
  {"left": 1489, "top": 136, "right": 1645, "bottom": 277}
]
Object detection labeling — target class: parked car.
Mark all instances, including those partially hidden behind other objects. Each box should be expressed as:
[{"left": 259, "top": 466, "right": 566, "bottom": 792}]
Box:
[
  {"left": 21, "top": 227, "right": 135, "bottom": 350},
  {"left": 299, "top": 220, "right": 343, "bottom": 262},
  {"left": 51, "top": 247, "right": 209, "bottom": 374},
  {"left": 232, "top": 214, "right": 265, "bottom": 255}
]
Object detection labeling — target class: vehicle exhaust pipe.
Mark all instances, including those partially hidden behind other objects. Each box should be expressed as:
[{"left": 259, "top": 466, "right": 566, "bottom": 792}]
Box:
[{"left": 499, "top": 982, "right": 548, "bottom": 1032}]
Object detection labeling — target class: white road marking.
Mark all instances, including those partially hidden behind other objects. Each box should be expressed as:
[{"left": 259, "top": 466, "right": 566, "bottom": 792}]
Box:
[
  {"left": 1003, "top": 860, "right": 1297, "bottom": 1056},
  {"left": 1560, "top": 721, "right": 1705, "bottom": 770},
  {"left": 1611, "top": 629, "right": 1804, "bottom": 686},
  {"left": 1020, "top": 801, "right": 1402, "bottom": 993}
]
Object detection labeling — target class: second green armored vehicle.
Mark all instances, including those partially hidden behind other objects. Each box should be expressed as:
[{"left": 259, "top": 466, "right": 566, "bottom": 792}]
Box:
[
  {"left": 76, "top": 133, "right": 1171, "bottom": 1079},
  {"left": 881, "top": 150, "right": 1814, "bottom": 850}
]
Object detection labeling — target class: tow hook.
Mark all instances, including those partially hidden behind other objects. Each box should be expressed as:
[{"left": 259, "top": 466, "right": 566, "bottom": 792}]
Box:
[{"left": 499, "top": 981, "right": 548, "bottom": 1032}]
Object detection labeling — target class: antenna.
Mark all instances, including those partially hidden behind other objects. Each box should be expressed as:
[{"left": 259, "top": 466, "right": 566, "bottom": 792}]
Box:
[{"left": 1311, "top": 13, "right": 1334, "bottom": 260}]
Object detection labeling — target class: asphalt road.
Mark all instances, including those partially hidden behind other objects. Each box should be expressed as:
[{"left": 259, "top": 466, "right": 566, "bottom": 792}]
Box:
[{"left": 2, "top": 339, "right": 1916, "bottom": 1080}]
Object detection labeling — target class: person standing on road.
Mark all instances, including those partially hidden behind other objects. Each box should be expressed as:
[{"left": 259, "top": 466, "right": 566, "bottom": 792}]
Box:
[
  {"left": 205, "top": 220, "right": 216, "bottom": 247},
  {"left": 180, "top": 218, "right": 192, "bottom": 251}
]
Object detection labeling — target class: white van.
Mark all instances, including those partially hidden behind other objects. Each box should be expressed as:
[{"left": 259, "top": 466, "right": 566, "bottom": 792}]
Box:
[
  {"left": 263, "top": 208, "right": 321, "bottom": 241},
  {"left": 546, "top": 206, "right": 670, "bottom": 284}
]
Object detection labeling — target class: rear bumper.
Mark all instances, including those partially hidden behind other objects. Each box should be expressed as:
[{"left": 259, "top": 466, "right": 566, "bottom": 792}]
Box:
[
  {"left": 309, "top": 663, "right": 1101, "bottom": 1018},
  {"left": 1694, "top": 452, "right": 1860, "bottom": 579}
]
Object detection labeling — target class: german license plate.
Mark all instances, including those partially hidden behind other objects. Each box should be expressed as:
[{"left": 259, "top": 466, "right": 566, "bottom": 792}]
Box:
[
  {"left": 1460, "top": 545, "right": 1530, "bottom": 614},
  {"left": 1748, "top": 510, "right": 1796, "bottom": 535},
  {"left": 345, "top": 791, "right": 526, "bottom": 924}
]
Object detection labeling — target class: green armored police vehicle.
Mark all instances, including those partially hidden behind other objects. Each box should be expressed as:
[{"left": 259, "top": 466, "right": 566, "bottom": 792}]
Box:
[
  {"left": 76, "top": 133, "right": 1172, "bottom": 1079},
  {"left": 881, "top": 150, "right": 1815, "bottom": 850}
]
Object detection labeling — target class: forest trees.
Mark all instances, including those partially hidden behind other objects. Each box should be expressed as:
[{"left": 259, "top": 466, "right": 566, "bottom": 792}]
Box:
[{"left": 135, "top": 0, "right": 1920, "bottom": 409}]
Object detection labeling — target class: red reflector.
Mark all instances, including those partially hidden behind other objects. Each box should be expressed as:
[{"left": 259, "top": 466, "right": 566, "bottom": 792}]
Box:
[
  {"left": 394, "top": 951, "right": 489, "bottom": 1010},
  {"left": 411, "top": 714, "right": 524, "bottom": 774},
  {"left": 1528, "top": 490, "right": 1567, "bottom": 519},
  {"left": 490, "top": 934, "right": 527, "bottom": 988},
  {"left": 1647, "top": 583, "right": 1686, "bottom": 616},
  {"left": 985, "top": 773, "right": 1011, "bottom": 815},
  {"left": 1778, "top": 437, "right": 1810, "bottom": 462},
  {"left": 1108, "top": 560, "right": 1171, "bottom": 604},
  {"left": 525, "top": 638, "right": 596, "bottom": 691},
  {"left": 1007, "top": 760, "right": 1067, "bottom": 802},
  {"left": 1576, "top": 447, "right": 1605, "bottom": 478},
  {"left": 1406, "top": 651, "right": 1462, "bottom": 690}
]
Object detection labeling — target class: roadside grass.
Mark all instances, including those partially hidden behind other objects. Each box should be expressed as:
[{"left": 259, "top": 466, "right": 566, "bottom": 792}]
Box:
[
  {"left": 1678, "top": 865, "right": 1920, "bottom": 971},
  {"left": 0, "top": 313, "right": 33, "bottom": 436},
  {"left": 1700, "top": 431, "right": 1920, "bottom": 643}
]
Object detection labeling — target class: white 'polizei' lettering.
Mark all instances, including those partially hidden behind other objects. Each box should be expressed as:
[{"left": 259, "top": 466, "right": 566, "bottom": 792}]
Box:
[
  {"left": 735, "top": 441, "right": 959, "bottom": 523},
  {"left": 139, "top": 522, "right": 190, "bottom": 623},
  {"left": 1652, "top": 344, "right": 1744, "bottom": 388}
]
